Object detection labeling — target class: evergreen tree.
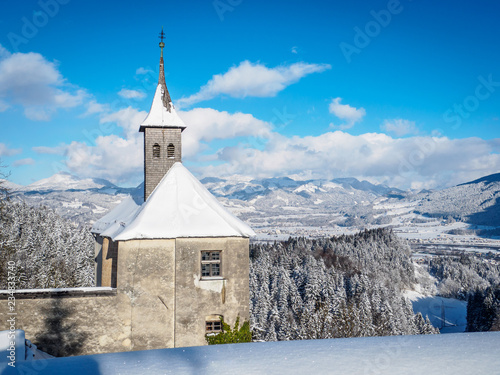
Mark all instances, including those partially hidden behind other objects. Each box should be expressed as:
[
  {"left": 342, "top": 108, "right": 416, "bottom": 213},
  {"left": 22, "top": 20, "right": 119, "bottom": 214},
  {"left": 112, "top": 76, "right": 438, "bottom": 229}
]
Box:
[
  {"left": 250, "top": 229, "right": 438, "bottom": 342},
  {"left": 467, "top": 285, "right": 500, "bottom": 332},
  {"left": 0, "top": 201, "right": 95, "bottom": 289}
]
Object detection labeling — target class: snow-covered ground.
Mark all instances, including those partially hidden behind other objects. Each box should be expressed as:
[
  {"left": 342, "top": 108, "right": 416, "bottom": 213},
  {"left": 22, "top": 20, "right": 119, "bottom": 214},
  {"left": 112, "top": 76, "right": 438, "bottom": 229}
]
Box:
[
  {"left": 405, "top": 291, "right": 467, "bottom": 333},
  {"left": 2, "top": 332, "right": 499, "bottom": 374}
]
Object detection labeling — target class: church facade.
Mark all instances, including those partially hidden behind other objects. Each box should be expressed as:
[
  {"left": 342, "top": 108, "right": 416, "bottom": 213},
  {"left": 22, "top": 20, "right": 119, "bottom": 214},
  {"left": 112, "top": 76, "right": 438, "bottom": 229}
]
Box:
[
  {"left": 0, "top": 33, "right": 254, "bottom": 355},
  {"left": 91, "top": 32, "right": 254, "bottom": 349}
]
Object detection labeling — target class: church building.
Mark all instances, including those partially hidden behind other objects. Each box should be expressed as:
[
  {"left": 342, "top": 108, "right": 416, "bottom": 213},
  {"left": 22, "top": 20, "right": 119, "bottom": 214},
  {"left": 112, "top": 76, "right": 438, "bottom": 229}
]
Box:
[
  {"left": 0, "top": 31, "right": 253, "bottom": 356},
  {"left": 91, "top": 30, "right": 255, "bottom": 349}
]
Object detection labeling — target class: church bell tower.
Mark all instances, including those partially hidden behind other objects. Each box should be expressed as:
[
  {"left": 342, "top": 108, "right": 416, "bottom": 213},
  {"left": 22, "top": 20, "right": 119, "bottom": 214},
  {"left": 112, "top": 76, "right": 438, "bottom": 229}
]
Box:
[{"left": 140, "top": 28, "right": 186, "bottom": 201}]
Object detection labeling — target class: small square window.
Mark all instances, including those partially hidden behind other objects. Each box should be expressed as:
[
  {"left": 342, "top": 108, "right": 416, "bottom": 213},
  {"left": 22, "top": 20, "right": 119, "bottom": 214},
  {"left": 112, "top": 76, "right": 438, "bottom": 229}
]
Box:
[
  {"left": 201, "top": 251, "right": 221, "bottom": 278},
  {"left": 206, "top": 318, "right": 223, "bottom": 333}
]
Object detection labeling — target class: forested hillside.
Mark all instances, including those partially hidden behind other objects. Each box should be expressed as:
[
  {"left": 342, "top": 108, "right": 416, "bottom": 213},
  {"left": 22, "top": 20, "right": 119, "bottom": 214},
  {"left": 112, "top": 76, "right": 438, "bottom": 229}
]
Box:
[
  {"left": 415, "top": 176, "right": 500, "bottom": 226},
  {"left": 428, "top": 255, "right": 500, "bottom": 300},
  {"left": 0, "top": 201, "right": 95, "bottom": 289},
  {"left": 250, "top": 229, "right": 438, "bottom": 341}
]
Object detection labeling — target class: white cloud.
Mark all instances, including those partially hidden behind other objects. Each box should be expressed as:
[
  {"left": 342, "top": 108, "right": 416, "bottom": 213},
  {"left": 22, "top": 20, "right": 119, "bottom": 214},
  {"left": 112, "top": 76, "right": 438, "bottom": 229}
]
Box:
[
  {"left": 63, "top": 107, "right": 147, "bottom": 184},
  {"left": 328, "top": 97, "right": 366, "bottom": 129},
  {"left": 0, "top": 45, "right": 86, "bottom": 120},
  {"left": 118, "top": 89, "right": 146, "bottom": 99},
  {"left": 65, "top": 135, "right": 144, "bottom": 185},
  {"left": 382, "top": 118, "right": 418, "bottom": 137},
  {"left": 200, "top": 131, "right": 500, "bottom": 189},
  {"left": 291, "top": 46, "right": 298, "bottom": 54},
  {"left": 136, "top": 67, "right": 153, "bottom": 75},
  {"left": 0, "top": 143, "right": 22, "bottom": 157},
  {"left": 13, "top": 158, "right": 35, "bottom": 167},
  {"left": 99, "top": 107, "right": 147, "bottom": 139},
  {"left": 82, "top": 100, "right": 109, "bottom": 117},
  {"left": 177, "top": 61, "right": 331, "bottom": 107},
  {"left": 179, "top": 108, "right": 272, "bottom": 158}
]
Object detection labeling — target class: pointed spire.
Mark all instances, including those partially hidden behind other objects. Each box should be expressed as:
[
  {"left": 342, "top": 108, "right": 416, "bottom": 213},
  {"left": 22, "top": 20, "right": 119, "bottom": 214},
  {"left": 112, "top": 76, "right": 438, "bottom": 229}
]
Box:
[
  {"left": 158, "top": 27, "right": 172, "bottom": 112},
  {"left": 139, "top": 29, "right": 186, "bottom": 131}
]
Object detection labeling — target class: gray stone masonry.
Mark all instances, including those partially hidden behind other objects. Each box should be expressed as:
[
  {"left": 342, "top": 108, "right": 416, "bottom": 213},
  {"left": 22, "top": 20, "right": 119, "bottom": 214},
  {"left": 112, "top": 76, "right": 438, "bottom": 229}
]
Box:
[{"left": 144, "top": 127, "right": 182, "bottom": 201}]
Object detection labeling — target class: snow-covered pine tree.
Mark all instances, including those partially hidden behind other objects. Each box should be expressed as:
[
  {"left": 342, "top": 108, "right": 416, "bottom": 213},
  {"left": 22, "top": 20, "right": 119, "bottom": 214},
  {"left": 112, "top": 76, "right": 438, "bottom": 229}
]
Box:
[
  {"left": 0, "top": 201, "right": 95, "bottom": 289},
  {"left": 250, "top": 229, "right": 438, "bottom": 342}
]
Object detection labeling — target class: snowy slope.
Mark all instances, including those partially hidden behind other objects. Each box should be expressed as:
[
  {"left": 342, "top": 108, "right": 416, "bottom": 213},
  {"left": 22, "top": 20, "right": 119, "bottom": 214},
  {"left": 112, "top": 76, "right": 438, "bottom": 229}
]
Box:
[
  {"left": 7, "top": 176, "right": 143, "bottom": 227},
  {"left": 91, "top": 195, "right": 142, "bottom": 237},
  {"left": 25, "top": 172, "right": 117, "bottom": 191},
  {"left": 405, "top": 291, "right": 467, "bottom": 333},
  {"left": 2, "top": 332, "right": 499, "bottom": 375},
  {"left": 414, "top": 174, "right": 500, "bottom": 226},
  {"left": 0, "top": 179, "right": 23, "bottom": 192}
]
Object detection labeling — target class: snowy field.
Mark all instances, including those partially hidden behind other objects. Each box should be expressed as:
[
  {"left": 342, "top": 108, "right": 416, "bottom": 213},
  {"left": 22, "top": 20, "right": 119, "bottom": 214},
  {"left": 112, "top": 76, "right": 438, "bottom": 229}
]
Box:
[
  {"left": 405, "top": 291, "right": 467, "bottom": 333},
  {"left": 2, "top": 332, "right": 499, "bottom": 375}
]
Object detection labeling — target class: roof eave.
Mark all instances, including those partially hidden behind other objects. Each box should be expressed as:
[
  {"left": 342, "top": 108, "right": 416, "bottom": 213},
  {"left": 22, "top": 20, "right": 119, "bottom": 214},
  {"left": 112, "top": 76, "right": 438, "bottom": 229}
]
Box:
[
  {"left": 139, "top": 125, "right": 187, "bottom": 132},
  {"left": 112, "top": 234, "right": 253, "bottom": 242}
]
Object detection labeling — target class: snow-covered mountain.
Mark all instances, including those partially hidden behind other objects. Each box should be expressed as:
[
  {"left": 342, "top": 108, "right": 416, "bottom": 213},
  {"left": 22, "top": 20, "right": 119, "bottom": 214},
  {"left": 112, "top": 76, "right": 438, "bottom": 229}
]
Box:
[
  {"left": 414, "top": 173, "right": 500, "bottom": 226},
  {"left": 5, "top": 171, "right": 500, "bottom": 230},
  {"left": 0, "top": 179, "right": 23, "bottom": 192},
  {"left": 201, "top": 175, "right": 400, "bottom": 201},
  {"left": 7, "top": 174, "right": 143, "bottom": 227},
  {"left": 24, "top": 172, "right": 117, "bottom": 192},
  {"left": 7, "top": 173, "right": 398, "bottom": 228}
]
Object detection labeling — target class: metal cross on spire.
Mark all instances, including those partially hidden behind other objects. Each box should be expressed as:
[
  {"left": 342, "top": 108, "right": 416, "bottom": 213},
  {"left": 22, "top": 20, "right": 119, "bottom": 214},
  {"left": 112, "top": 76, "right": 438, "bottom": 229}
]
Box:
[{"left": 159, "top": 27, "right": 166, "bottom": 53}]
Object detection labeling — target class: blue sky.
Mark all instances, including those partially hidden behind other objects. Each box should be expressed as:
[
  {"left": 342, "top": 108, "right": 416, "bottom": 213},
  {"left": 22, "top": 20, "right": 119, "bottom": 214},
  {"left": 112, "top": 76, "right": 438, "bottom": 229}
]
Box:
[{"left": 0, "top": 0, "right": 499, "bottom": 189}]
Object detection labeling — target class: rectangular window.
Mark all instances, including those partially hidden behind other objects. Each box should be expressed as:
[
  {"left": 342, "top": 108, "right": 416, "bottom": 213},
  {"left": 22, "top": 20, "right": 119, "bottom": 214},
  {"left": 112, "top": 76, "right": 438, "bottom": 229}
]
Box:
[
  {"left": 206, "top": 320, "right": 222, "bottom": 333},
  {"left": 201, "top": 251, "right": 221, "bottom": 278}
]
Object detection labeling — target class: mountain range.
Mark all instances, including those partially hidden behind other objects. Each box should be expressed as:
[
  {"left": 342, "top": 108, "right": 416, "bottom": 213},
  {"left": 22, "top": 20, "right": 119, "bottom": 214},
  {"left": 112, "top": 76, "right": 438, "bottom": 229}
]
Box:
[{"left": 2, "top": 171, "right": 499, "bottom": 230}]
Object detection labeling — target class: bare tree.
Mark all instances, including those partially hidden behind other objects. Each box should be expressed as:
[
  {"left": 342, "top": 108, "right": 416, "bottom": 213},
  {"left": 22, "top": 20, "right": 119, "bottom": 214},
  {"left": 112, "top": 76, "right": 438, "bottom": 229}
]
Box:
[
  {"left": 0, "top": 160, "right": 13, "bottom": 283},
  {"left": 0, "top": 159, "right": 10, "bottom": 206}
]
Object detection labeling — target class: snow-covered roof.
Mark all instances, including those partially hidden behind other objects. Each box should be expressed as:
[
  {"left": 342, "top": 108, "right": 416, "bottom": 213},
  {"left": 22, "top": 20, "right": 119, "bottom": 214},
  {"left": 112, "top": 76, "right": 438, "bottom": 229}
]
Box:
[
  {"left": 91, "top": 196, "right": 142, "bottom": 237},
  {"left": 139, "top": 84, "right": 186, "bottom": 130},
  {"left": 97, "top": 163, "right": 254, "bottom": 241}
]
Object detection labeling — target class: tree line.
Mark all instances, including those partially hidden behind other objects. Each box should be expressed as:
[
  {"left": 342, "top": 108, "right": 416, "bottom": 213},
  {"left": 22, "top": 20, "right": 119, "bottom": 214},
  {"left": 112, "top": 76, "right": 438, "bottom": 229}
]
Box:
[{"left": 249, "top": 229, "right": 438, "bottom": 341}]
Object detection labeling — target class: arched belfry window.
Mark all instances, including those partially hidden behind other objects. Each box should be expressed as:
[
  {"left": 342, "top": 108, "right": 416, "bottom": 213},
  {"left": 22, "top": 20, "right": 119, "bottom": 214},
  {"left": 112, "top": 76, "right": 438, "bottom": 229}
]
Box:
[
  {"left": 167, "top": 143, "right": 175, "bottom": 158},
  {"left": 153, "top": 143, "right": 161, "bottom": 158}
]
